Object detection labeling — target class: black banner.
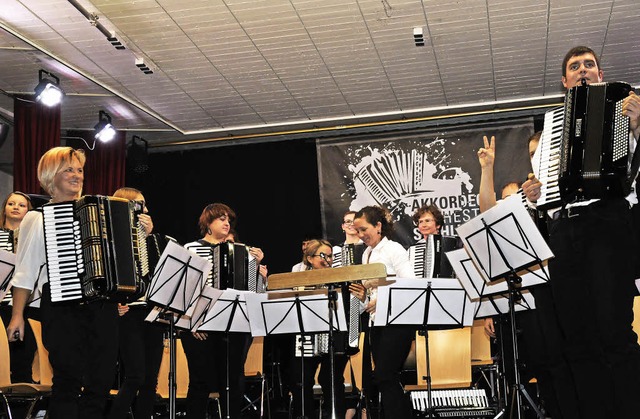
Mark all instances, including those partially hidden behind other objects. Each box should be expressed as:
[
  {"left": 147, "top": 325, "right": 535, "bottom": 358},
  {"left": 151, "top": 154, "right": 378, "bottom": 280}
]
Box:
[{"left": 318, "top": 119, "right": 534, "bottom": 248}]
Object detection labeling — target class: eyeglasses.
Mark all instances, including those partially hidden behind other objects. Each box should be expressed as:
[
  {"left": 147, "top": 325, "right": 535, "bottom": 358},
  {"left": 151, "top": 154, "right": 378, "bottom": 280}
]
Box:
[
  {"left": 343, "top": 220, "right": 354, "bottom": 225},
  {"left": 312, "top": 254, "right": 333, "bottom": 258}
]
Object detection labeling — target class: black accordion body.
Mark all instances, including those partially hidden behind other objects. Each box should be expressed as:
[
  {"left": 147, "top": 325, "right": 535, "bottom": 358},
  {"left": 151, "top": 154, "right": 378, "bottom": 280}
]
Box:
[
  {"left": 536, "top": 81, "right": 632, "bottom": 209},
  {"left": 42, "top": 195, "right": 148, "bottom": 303},
  {"left": 331, "top": 242, "right": 364, "bottom": 268},
  {"left": 187, "top": 241, "right": 259, "bottom": 291},
  {"left": 408, "top": 234, "right": 461, "bottom": 279}
]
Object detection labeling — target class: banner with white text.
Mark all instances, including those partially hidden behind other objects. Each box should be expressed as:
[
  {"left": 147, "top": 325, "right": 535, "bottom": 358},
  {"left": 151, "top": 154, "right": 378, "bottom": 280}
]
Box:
[{"left": 317, "top": 120, "right": 534, "bottom": 248}]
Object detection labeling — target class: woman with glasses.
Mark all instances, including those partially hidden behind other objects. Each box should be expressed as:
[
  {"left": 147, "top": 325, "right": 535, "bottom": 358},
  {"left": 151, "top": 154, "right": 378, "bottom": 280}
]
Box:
[{"left": 289, "top": 238, "right": 354, "bottom": 419}]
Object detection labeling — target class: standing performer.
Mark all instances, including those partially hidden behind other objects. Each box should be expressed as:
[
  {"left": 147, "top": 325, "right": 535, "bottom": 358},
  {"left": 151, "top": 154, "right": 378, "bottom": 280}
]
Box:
[
  {"left": 352, "top": 205, "right": 414, "bottom": 419},
  {"left": 6, "top": 147, "right": 120, "bottom": 419},
  {"left": 523, "top": 46, "right": 640, "bottom": 419},
  {"left": 0, "top": 191, "right": 36, "bottom": 385},
  {"left": 107, "top": 187, "right": 166, "bottom": 419},
  {"left": 182, "top": 202, "right": 265, "bottom": 419}
]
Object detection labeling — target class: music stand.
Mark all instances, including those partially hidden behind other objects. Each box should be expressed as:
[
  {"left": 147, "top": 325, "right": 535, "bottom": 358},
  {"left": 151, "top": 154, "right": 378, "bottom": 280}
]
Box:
[
  {"left": 195, "top": 288, "right": 253, "bottom": 419},
  {"left": 0, "top": 249, "right": 16, "bottom": 301},
  {"left": 144, "top": 240, "right": 210, "bottom": 419},
  {"left": 452, "top": 194, "right": 553, "bottom": 419},
  {"left": 265, "top": 264, "right": 387, "bottom": 419},
  {"left": 374, "top": 277, "right": 476, "bottom": 418},
  {"left": 245, "top": 288, "right": 347, "bottom": 419}
]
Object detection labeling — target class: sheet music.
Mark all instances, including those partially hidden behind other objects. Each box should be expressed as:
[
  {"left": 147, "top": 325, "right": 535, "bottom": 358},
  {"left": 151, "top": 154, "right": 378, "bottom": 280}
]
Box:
[
  {"left": 197, "top": 288, "right": 253, "bottom": 333},
  {"left": 455, "top": 194, "right": 553, "bottom": 283},
  {"left": 447, "top": 247, "right": 549, "bottom": 299},
  {"left": 147, "top": 240, "right": 211, "bottom": 316},
  {"left": 373, "top": 278, "right": 476, "bottom": 327},
  {"left": 474, "top": 290, "right": 536, "bottom": 317},
  {"left": 0, "top": 249, "right": 16, "bottom": 301},
  {"left": 245, "top": 290, "right": 347, "bottom": 337}
]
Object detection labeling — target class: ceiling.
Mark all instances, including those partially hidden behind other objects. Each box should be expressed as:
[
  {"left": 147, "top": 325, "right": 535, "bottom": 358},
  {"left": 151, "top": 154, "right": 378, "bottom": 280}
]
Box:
[{"left": 1, "top": 0, "right": 639, "bottom": 152}]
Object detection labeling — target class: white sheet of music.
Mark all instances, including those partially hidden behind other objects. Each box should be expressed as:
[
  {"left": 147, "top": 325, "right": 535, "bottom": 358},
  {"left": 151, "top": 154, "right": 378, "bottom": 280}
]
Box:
[
  {"left": 474, "top": 290, "right": 536, "bottom": 317},
  {"left": 147, "top": 240, "right": 211, "bottom": 316},
  {"left": 197, "top": 288, "right": 253, "bottom": 333},
  {"left": 455, "top": 194, "right": 553, "bottom": 283},
  {"left": 373, "top": 278, "right": 476, "bottom": 327},
  {"left": 245, "top": 290, "right": 347, "bottom": 337},
  {"left": 0, "top": 249, "right": 16, "bottom": 301}
]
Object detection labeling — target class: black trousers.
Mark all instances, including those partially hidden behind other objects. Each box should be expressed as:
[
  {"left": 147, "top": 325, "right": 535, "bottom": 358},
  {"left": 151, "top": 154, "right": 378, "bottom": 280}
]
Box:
[
  {"left": 107, "top": 306, "right": 164, "bottom": 419},
  {"left": 40, "top": 283, "right": 119, "bottom": 419},
  {"left": 369, "top": 325, "right": 414, "bottom": 419},
  {"left": 547, "top": 199, "right": 640, "bottom": 419},
  {"left": 181, "top": 331, "right": 251, "bottom": 419}
]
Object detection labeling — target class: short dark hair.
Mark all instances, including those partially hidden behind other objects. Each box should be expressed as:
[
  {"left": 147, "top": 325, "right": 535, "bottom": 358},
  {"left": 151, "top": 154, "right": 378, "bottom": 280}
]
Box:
[
  {"left": 197, "top": 203, "right": 236, "bottom": 237},
  {"left": 411, "top": 204, "right": 445, "bottom": 230},
  {"left": 562, "top": 46, "right": 600, "bottom": 77}
]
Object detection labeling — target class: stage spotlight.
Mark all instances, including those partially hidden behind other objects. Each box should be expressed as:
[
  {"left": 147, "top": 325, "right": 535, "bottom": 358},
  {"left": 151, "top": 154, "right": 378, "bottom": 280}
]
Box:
[
  {"left": 127, "top": 135, "right": 149, "bottom": 174},
  {"left": 34, "top": 69, "right": 64, "bottom": 107},
  {"left": 94, "top": 110, "right": 117, "bottom": 143}
]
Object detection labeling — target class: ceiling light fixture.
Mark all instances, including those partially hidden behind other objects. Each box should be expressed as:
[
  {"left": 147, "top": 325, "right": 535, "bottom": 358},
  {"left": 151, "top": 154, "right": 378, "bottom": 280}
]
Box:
[
  {"left": 127, "top": 135, "right": 149, "bottom": 173},
  {"left": 135, "top": 58, "right": 154, "bottom": 75},
  {"left": 94, "top": 110, "right": 117, "bottom": 143},
  {"left": 34, "top": 69, "right": 64, "bottom": 107},
  {"left": 413, "top": 27, "right": 425, "bottom": 47},
  {"left": 67, "top": 0, "right": 126, "bottom": 51}
]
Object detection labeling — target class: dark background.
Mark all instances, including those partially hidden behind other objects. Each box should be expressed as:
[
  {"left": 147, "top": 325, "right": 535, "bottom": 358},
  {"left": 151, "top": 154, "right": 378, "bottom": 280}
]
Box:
[
  {"left": 125, "top": 113, "right": 545, "bottom": 277},
  {"left": 128, "top": 138, "right": 323, "bottom": 276}
]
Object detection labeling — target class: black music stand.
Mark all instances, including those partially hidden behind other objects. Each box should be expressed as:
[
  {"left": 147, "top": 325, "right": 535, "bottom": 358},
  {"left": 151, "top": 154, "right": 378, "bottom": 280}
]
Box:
[
  {"left": 145, "top": 241, "right": 210, "bottom": 419},
  {"left": 197, "top": 288, "right": 253, "bottom": 419},
  {"left": 453, "top": 194, "right": 553, "bottom": 419},
  {"left": 245, "top": 288, "right": 347, "bottom": 419},
  {"left": 374, "top": 277, "right": 476, "bottom": 418}
]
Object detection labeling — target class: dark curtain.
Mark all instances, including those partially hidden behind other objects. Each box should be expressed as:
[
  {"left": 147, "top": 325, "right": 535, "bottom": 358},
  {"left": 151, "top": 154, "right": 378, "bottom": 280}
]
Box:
[
  {"left": 65, "top": 130, "right": 127, "bottom": 196},
  {"left": 13, "top": 95, "right": 60, "bottom": 194}
]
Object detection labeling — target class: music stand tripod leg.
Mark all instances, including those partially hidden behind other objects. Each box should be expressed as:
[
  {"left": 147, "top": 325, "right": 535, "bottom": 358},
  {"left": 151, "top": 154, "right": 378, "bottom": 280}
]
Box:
[{"left": 506, "top": 274, "right": 544, "bottom": 419}]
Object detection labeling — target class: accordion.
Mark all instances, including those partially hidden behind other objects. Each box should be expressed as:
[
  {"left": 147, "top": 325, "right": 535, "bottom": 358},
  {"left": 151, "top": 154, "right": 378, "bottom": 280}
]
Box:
[
  {"left": 535, "top": 81, "right": 632, "bottom": 208},
  {"left": 0, "top": 229, "right": 14, "bottom": 253},
  {"left": 42, "top": 195, "right": 149, "bottom": 303},
  {"left": 186, "top": 241, "right": 259, "bottom": 292},
  {"left": 331, "top": 242, "right": 364, "bottom": 268},
  {"left": 408, "top": 234, "right": 461, "bottom": 279}
]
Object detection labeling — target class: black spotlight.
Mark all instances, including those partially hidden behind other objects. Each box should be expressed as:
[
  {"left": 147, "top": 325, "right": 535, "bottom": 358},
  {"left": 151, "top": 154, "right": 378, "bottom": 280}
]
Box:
[{"left": 127, "top": 135, "right": 149, "bottom": 174}]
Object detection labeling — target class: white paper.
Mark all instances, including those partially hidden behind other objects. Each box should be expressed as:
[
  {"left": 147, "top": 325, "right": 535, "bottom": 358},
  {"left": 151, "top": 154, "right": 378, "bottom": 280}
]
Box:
[
  {"left": 373, "top": 278, "right": 476, "bottom": 327},
  {"left": 197, "top": 288, "right": 253, "bottom": 333},
  {"left": 147, "top": 240, "right": 211, "bottom": 315},
  {"left": 455, "top": 194, "right": 553, "bottom": 284},
  {"left": 245, "top": 290, "right": 347, "bottom": 337}
]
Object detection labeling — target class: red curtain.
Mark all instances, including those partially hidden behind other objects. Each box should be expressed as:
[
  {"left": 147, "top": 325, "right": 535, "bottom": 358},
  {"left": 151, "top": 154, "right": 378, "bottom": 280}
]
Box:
[
  {"left": 13, "top": 96, "right": 61, "bottom": 194},
  {"left": 65, "top": 130, "right": 127, "bottom": 196}
]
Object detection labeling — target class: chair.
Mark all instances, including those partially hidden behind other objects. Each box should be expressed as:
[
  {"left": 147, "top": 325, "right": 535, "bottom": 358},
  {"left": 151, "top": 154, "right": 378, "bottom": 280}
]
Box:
[
  {"left": 0, "top": 316, "right": 51, "bottom": 419},
  {"left": 27, "top": 319, "right": 53, "bottom": 386},
  {"left": 409, "top": 326, "right": 472, "bottom": 390}
]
